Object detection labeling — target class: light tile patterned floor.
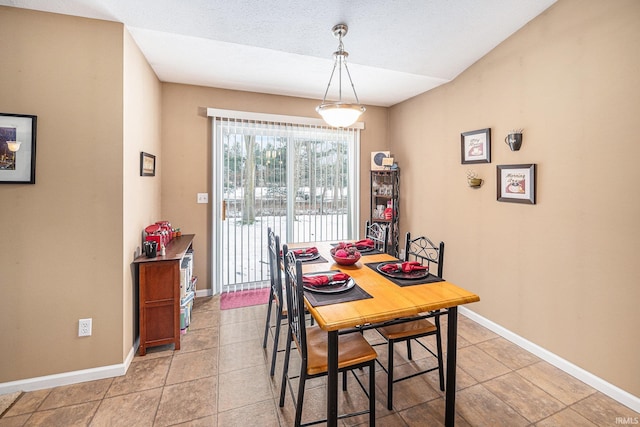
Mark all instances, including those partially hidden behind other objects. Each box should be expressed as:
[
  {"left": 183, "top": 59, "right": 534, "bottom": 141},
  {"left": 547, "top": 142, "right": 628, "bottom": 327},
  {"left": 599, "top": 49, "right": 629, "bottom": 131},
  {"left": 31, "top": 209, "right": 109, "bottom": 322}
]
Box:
[{"left": 1, "top": 296, "right": 638, "bottom": 426}]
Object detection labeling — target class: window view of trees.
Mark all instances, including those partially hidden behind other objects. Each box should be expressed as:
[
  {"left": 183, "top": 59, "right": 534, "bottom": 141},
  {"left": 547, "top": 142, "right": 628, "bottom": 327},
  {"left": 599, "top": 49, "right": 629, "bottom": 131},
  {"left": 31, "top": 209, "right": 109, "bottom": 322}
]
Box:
[{"left": 223, "top": 132, "right": 350, "bottom": 225}]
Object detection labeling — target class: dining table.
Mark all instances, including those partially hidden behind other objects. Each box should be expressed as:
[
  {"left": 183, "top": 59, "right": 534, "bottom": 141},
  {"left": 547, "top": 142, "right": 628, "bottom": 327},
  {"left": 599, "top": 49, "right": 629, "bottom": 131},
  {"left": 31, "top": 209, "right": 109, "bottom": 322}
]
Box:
[{"left": 287, "top": 240, "right": 480, "bottom": 427}]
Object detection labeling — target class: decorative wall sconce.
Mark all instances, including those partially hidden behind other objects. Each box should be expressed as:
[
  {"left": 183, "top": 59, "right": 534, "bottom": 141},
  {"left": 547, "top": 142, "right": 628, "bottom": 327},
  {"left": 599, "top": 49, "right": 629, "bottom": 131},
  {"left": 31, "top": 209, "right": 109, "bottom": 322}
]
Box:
[
  {"left": 505, "top": 129, "right": 523, "bottom": 151},
  {"left": 467, "top": 170, "right": 483, "bottom": 188}
]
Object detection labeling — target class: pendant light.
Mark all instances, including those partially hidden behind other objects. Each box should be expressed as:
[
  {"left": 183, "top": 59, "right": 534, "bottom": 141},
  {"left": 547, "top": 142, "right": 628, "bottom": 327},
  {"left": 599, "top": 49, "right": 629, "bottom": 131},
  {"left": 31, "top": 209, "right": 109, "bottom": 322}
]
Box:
[{"left": 316, "top": 24, "right": 366, "bottom": 128}]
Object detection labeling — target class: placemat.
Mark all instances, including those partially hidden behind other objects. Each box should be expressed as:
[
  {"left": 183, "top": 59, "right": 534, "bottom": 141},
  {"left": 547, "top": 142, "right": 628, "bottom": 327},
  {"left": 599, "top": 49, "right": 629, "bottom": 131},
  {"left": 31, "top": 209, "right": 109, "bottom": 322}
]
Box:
[
  {"left": 299, "top": 254, "right": 329, "bottom": 265},
  {"left": 304, "top": 282, "right": 373, "bottom": 307},
  {"left": 365, "top": 261, "right": 445, "bottom": 287}
]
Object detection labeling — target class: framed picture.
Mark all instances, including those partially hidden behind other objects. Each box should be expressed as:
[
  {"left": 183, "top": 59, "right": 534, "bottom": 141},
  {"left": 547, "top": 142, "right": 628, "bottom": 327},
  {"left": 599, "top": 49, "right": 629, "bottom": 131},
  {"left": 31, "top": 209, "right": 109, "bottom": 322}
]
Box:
[
  {"left": 140, "top": 152, "right": 156, "bottom": 176},
  {"left": 461, "top": 128, "right": 491, "bottom": 164},
  {"left": 371, "top": 151, "right": 390, "bottom": 171},
  {"left": 0, "top": 113, "right": 37, "bottom": 184},
  {"left": 497, "top": 164, "right": 536, "bottom": 204}
]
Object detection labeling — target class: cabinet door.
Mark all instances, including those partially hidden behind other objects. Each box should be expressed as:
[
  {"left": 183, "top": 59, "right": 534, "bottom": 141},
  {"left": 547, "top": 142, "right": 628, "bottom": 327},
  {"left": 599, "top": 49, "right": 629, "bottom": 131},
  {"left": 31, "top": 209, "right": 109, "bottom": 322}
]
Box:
[
  {"left": 144, "top": 304, "right": 175, "bottom": 342},
  {"left": 141, "top": 262, "right": 176, "bottom": 302},
  {"left": 139, "top": 261, "right": 180, "bottom": 352}
]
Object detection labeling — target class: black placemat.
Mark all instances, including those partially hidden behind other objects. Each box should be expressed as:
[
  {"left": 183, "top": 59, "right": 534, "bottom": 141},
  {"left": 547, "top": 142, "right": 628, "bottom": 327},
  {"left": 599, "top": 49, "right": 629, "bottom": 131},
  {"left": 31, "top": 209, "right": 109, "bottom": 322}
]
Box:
[
  {"left": 299, "top": 254, "right": 329, "bottom": 265},
  {"left": 365, "top": 261, "right": 445, "bottom": 287},
  {"left": 304, "top": 280, "right": 373, "bottom": 307},
  {"left": 280, "top": 252, "right": 329, "bottom": 265}
]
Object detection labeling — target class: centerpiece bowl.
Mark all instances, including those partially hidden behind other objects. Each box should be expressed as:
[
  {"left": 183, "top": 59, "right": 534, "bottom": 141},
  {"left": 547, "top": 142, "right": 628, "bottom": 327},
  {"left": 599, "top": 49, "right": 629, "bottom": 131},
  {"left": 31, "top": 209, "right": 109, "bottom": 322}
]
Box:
[{"left": 330, "top": 246, "right": 361, "bottom": 265}]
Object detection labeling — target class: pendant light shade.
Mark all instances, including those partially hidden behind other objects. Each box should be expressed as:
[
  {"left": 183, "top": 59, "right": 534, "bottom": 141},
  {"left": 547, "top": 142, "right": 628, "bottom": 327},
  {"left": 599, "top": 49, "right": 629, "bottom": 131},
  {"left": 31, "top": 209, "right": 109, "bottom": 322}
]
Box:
[
  {"left": 316, "top": 24, "right": 366, "bottom": 128},
  {"left": 316, "top": 103, "right": 366, "bottom": 128}
]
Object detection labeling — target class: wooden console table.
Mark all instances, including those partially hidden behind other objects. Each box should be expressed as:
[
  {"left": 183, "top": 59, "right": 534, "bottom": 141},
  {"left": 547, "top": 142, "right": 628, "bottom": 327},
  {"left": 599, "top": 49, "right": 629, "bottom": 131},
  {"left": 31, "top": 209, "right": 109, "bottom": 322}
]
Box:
[{"left": 133, "top": 234, "right": 195, "bottom": 355}]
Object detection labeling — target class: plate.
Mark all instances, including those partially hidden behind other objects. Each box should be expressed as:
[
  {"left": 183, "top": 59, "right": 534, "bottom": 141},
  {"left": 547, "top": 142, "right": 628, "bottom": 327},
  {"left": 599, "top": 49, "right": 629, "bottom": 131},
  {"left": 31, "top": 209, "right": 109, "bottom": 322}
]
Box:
[
  {"left": 295, "top": 251, "right": 320, "bottom": 262},
  {"left": 356, "top": 246, "right": 375, "bottom": 253},
  {"left": 302, "top": 272, "right": 356, "bottom": 293},
  {"left": 376, "top": 262, "right": 430, "bottom": 280}
]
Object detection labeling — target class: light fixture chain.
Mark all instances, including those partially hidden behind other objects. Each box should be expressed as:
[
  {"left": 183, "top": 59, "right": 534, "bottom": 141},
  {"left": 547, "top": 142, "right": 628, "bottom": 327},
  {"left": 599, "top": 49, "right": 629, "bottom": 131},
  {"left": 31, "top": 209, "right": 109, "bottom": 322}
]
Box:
[
  {"left": 342, "top": 62, "right": 360, "bottom": 104},
  {"left": 321, "top": 61, "right": 339, "bottom": 103}
]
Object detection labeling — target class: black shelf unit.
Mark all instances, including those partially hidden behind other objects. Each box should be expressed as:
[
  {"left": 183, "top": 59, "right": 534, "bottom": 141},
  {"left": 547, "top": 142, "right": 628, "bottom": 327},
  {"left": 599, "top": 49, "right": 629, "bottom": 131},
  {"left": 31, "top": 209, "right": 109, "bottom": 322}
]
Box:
[{"left": 370, "top": 169, "right": 400, "bottom": 256}]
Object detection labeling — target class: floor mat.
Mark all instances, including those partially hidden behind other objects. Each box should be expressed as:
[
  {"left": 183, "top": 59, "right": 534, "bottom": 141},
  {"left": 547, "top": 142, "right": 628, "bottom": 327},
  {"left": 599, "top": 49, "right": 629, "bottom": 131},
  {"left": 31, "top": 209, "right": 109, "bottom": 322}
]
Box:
[{"left": 220, "top": 287, "right": 270, "bottom": 310}]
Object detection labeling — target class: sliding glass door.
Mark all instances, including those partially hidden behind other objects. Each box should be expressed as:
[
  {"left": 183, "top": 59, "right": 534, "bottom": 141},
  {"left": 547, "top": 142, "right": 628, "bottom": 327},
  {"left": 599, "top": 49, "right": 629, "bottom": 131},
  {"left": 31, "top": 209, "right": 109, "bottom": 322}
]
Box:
[{"left": 211, "top": 113, "right": 360, "bottom": 293}]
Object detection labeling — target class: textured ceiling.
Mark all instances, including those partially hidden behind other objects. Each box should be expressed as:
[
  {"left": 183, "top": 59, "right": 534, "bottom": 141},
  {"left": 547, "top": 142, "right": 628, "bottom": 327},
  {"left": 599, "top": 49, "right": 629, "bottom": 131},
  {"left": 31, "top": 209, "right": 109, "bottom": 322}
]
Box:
[{"left": 1, "top": 0, "right": 557, "bottom": 106}]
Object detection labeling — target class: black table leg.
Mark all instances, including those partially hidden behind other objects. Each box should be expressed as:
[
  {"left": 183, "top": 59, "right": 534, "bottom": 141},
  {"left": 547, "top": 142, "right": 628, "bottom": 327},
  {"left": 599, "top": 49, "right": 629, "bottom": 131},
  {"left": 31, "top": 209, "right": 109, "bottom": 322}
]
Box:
[
  {"left": 445, "top": 306, "right": 458, "bottom": 426},
  {"left": 327, "top": 330, "right": 338, "bottom": 427}
]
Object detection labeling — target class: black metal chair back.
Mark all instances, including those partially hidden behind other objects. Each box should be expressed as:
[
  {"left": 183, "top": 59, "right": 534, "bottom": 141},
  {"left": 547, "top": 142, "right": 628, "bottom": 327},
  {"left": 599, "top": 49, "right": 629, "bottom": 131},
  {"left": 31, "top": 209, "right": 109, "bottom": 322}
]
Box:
[
  {"left": 262, "top": 227, "right": 287, "bottom": 376},
  {"left": 267, "top": 228, "right": 284, "bottom": 306},
  {"left": 282, "top": 245, "right": 307, "bottom": 366},
  {"left": 365, "top": 220, "right": 389, "bottom": 253},
  {"left": 404, "top": 232, "right": 445, "bottom": 277}
]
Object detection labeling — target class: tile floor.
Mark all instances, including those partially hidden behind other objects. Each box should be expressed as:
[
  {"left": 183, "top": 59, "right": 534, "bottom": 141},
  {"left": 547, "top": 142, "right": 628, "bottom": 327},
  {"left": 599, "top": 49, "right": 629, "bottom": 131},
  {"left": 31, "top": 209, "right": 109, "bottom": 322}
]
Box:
[{"left": 1, "top": 296, "right": 638, "bottom": 426}]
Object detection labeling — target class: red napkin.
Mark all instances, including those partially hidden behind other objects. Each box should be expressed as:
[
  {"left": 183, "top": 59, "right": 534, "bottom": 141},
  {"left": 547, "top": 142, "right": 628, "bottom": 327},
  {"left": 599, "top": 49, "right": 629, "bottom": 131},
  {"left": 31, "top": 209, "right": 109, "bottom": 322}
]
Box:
[
  {"left": 355, "top": 239, "right": 375, "bottom": 249},
  {"left": 380, "top": 263, "right": 401, "bottom": 273},
  {"left": 294, "top": 247, "right": 318, "bottom": 255},
  {"left": 302, "top": 272, "right": 350, "bottom": 286},
  {"left": 401, "top": 261, "right": 428, "bottom": 272},
  {"left": 381, "top": 262, "right": 428, "bottom": 273}
]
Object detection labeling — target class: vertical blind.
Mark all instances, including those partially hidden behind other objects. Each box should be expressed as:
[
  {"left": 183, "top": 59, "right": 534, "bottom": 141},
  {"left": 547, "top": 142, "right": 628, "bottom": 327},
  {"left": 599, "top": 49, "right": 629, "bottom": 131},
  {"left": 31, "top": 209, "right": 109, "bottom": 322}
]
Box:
[{"left": 209, "top": 109, "right": 361, "bottom": 292}]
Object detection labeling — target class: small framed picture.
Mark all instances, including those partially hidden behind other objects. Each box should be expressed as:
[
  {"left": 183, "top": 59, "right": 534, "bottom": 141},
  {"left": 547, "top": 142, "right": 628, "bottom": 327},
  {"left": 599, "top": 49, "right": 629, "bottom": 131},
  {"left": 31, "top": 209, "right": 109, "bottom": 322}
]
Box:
[
  {"left": 497, "top": 164, "right": 536, "bottom": 204},
  {"left": 371, "top": 151, "right": 390, "bottom": 171},
  {"left": 140, "top": 152, "right": 156, "bottom": 176},
  {"left": 461, "top": 128, "right": 491, "bottom": 164},
  {"left": 0, "top": 113, "right": 37, "bottom": 184}
]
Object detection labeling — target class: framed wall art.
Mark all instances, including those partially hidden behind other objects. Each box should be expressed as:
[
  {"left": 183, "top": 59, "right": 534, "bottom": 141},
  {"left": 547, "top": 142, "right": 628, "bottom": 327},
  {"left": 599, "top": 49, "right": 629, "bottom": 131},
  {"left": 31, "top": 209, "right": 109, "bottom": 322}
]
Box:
[
  {"left": 371, "top": 151, "right": 390, "bottom": 171},
  {"left": 140, "top": 152, "right": 156, "bottom": 176},
  {"left": 0, "top": 113, "right": 37, "bottom": 184},
  {"left": 497, "top": 164, "right": 536, "bottom": 204},
  {"left": 461, "top": 128, "right": 491, "bottom": 164}
]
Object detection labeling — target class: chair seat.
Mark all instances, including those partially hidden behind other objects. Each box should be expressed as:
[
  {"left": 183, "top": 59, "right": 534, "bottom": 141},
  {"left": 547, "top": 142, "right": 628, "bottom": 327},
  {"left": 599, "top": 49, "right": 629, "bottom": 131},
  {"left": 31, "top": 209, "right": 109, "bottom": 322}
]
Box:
[
  {"left": 305, "top": 326, "right": 377, "bottom": 376},
  {"left": 377, "top": 319, "right": 436, "bottom": 341}
]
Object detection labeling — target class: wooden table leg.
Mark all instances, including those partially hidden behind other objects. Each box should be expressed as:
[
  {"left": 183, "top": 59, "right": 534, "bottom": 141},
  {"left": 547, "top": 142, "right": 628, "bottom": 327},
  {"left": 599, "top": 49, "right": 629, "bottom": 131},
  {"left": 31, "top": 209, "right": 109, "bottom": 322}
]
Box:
[
  {"left": 327, "top": 330, "right": 338, "bottom": 427},
  {"left": 445, "top": 306, "right": 458, "bottom": 426}
]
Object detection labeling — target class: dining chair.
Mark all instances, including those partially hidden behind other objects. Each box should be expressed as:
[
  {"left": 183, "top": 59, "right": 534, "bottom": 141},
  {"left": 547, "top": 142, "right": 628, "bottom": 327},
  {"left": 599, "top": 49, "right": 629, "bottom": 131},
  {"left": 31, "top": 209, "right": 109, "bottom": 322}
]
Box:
[
  {"left": 262, "top": 227, "right": 287, "bottom": 377},
  {"left": 279, "top": 244, "right": 377, "bottom": 427},
  {"left": 374, "top": 232, "right": 445, "bottom": 410},
  {"left": 365, "top": 220, "right": 389, "bottom": 253}
]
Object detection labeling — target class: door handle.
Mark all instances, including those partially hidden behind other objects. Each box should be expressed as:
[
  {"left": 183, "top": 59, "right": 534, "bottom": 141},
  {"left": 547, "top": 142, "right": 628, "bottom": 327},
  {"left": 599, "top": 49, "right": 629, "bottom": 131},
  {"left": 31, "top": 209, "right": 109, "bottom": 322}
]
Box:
[{"left": 222, "top": 200, "right": 227, "bottom": 221}]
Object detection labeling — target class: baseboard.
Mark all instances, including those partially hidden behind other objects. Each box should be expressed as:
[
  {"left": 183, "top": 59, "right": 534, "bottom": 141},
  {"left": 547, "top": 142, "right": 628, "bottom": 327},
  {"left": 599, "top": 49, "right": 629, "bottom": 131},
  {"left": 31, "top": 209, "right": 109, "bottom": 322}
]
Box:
[
  {"left": 459, "top": 306, "right": 640, "bottom": 413},
  {"left": 0, "top": 345, "right": 136, "bottom": 395},
  {"left": 196, "top": 288, "right": 213, "bottom": 298}
]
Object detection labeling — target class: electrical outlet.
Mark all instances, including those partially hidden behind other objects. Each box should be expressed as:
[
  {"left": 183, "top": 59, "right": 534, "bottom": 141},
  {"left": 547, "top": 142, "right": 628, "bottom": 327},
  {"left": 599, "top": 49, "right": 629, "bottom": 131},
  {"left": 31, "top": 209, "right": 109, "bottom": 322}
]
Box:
[
  {"left": 78, "top": 318, "right": 92, "bottom": 337},
  {"left": 197, "top": 193, "right": 208, "bottom": 204}
]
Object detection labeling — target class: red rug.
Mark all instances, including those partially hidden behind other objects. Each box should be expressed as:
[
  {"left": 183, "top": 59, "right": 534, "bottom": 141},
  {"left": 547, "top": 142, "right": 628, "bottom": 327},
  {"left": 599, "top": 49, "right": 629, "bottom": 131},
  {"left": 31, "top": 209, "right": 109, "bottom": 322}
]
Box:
[{"left": 220, "top": 287, "right": 271, "bottom": 310}]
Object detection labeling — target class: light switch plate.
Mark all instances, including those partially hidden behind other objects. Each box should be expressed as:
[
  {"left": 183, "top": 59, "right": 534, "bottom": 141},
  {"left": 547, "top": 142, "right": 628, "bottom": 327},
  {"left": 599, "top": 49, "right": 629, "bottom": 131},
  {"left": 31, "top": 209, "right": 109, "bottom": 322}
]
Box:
[{"left": 197, "top": 193, "right": 208, "bottom": 204}]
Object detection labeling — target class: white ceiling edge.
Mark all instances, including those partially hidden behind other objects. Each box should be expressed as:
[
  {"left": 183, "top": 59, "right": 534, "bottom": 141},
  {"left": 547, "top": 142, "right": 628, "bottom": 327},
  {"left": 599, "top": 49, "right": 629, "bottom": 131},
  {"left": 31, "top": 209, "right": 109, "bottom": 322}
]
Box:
[{"left": 129, "top": 28, "right": 451, "bottom": 108}]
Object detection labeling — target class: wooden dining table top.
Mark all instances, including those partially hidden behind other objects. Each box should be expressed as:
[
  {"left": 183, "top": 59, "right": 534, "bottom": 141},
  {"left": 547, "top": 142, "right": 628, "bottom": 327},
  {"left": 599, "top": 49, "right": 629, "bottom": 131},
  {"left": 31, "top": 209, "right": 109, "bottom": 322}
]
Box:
[{"left": 287, "top": 241, "right": 480, "bottom": 332}]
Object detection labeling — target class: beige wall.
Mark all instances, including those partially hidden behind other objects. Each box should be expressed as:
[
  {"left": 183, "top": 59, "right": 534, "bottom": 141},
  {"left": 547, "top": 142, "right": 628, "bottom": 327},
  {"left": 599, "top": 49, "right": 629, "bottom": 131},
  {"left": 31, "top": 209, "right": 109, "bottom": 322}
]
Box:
[
  {"left": 0, "top": 8, "right": 161, "bottom": 383},
  {"left": 389, "top": 0, "right": 640, "bottom": 397},
  {"left": 160, "top": 84, "right": 389, "bottom": 291},
  {"left": 123, "top": 30, "right": 163, "bottom": 359}
]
